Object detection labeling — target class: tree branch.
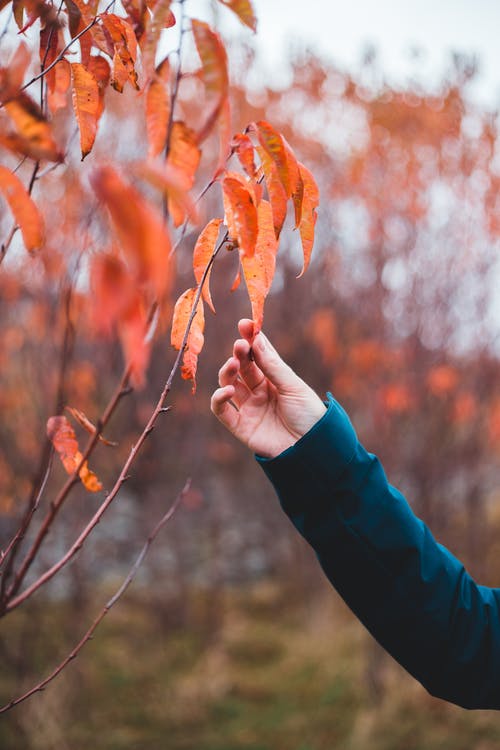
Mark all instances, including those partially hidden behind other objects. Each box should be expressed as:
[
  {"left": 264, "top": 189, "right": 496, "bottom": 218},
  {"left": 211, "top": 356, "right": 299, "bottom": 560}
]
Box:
[
  {"left": 5, "top": 233, "right": 228, "bottom": 613},
  {"left": 0, "top": 479, "right": 189, "bottom": 714}
]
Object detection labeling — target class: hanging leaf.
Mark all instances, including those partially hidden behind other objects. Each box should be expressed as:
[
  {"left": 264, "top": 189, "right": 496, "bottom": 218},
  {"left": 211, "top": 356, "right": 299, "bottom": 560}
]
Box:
[
  {"left": 90, "top": 251, "right": 137, "bottom": 335},
  {"left": 297, "top": 162, "right": 319, "bottom": 277},
  {"left": 167, "top": 120, "right": 201, "bottom": 190},
  {"left": 232, "top": 132, "right": 256, "bottom": 177},
  {"left": 241, "top": 199, "right": 278, "bottom": 332},
  {"left": 222, "top": 175, "right": 258, "bottom": 258},
  {"left": 135, "top": 161, "right": 198, "bottom": 228},
  {"left": 192, "top": 218, "right": 222, "bottom": 313},
  {"left": 0, "top": 166, "right": 44, "bottom": 252},
  {"left": 100, "top": 13, "right": 139, "bottom": 92},
  {"left": 47, "top": 59, "right": 71, "bottom": 112},
  {"left": 4, "top": 93, "right": 63, "bottom": 162},
  {"left": 283, "top": 138, "right": 304, "bottom": 228},
  {"left": 90, "top": 166, "right": 171, "bottom": 298},
  {"left": 216, "top": 0, "right": 257, "bottom": 32},
  {"left": 257, "top": 146, "right": 287, "bottom": 238},
  {"left": 145, "top": 58, "right": 170, "bottom": 158},
  {"left": 66, "top": 406, "right": 118, "bottom": 446},
  {"left": 87, "top": 55, "right": 111, "bottom": 120},
  {"left": 141, "top": 0, "right": 173, "bottom": 81},
  {"left": 217, "top": 95, "right": 232, "bottom": 172},
  {"left": 0, "top": 41, "right": 31, "bottom": 101},
  {"left": 118, "top": 295, "right": 150, "bottom": 388},
  {"left": 71, "top": 63, "right": 100, "bottom": 160},
  {"left": 46, "top": 416, "right": 102, "bottom": 492},
  {"left": 251, "top": 120, "right": 290, "bottom": 196},
  {"left": 171, "top": 287, "right": 205, "bottom": 393},
  {"left": 122, "top": 0, "right": 148, "bottom": 42}
]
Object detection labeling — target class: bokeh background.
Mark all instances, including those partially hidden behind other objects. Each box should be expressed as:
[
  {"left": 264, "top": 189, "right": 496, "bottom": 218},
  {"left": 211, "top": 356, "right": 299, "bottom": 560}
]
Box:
[{"left": 2, "top": 0, "right": 500, "bottom": 747}]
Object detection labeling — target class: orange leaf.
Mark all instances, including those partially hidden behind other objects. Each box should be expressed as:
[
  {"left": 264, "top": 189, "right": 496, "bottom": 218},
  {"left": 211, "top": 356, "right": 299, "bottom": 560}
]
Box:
[
  {"left": 66, "top": 406, "right": 118, "bottom": 446},
  {"left": 283, "top": 138, "right": 304, "bottom": 228},
  {"left": 222, "top": 175, "right": 258, "bottom": 257},
  {"left": 230, "top": 265, "right": 241, "bottom": 292},
  {"left": 192, "top": 218, "right": 222, "bottom": 313},
  {"left": 252, "top": 120, "right": 290, "bottom": 196},
  {"left": 232, "top": 132, "right": 256, "bottom": 177},
  {"left": 216, "top": 0, "right": 257, "bottom": 32},
  {"left": 119, "top": 295, "right": 150, "bottom": 388},
  {"left": 145, "top": 58, "right": 170, "bottom": 157},
  {"left": 241, "top": 199, "right": 278, "bottom": 332},
  {"left": 4, "top": 93, "right": 63, "bottom": 162},
  {"left": 47, "top": 59, "right": 71, "bottom": 113},
  {"left": 87, "top": 55, "right": 111, "bottom": 120},
  {"left": 71, "top": 63, "right": 100, "bottom": 160},
  {"left": 101, "top": 13, "right": 139, "bottom": 92},
  {"left": 46, "top": 416, "right": 102, "bottom": 491},
  {"left": 141, "top": 0, "right": 172, "bottom": 80},
  {"left": 171, "top": 287, "right": 205, "bottom": 393},
  {"left": 90, "top": 166, "right": 171, "bottom": 298},
  {"left": 297, "top": 162, "right": 319, "bottom": 277},
  {"left": 135, "top": 161, "right": 198, "bottom": 228},
  {"left": 192, "top": 19, "right": 228, "bottom": 142},
  {"left": 0, "top": 41, "right": 31, "bottom": 101},
  {"left": 166, "top": 121, "right": 201, "bottom": 211},
  {"left": 0, "top": 165, "right": 44, "bottom": 252},
  {"left": 90, "top": 251, "right": 137, "bottom": 334},
  {"left": 257, "top": 146, "right": 287, "bottom": 239}
]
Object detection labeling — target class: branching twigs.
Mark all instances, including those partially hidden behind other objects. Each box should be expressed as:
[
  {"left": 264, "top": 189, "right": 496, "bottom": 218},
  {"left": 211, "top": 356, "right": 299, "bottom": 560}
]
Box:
[
  {"left": 0, "top": 479, "right": 189, "bottom": 714},
  {"left": 5, "top": 233, "right": 228, "bottom": 613},
  {"left": 3, "top": 367, "right": 132, "bottom": 607}
]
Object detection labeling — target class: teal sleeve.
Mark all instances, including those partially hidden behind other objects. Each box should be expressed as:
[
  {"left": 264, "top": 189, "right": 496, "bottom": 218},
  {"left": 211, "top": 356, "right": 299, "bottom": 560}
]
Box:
[{"left": 257, "top": 394, "right": 500, "bottom": 710}]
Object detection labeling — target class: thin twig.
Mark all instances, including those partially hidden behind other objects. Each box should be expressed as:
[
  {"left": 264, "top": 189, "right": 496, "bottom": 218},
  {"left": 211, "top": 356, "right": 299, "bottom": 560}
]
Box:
[
  {"left": 5, "top": 233, "right": 228, "bottom": 613},
  {"left": 0, "top": 479, "right": 189, "bottom": 714}
]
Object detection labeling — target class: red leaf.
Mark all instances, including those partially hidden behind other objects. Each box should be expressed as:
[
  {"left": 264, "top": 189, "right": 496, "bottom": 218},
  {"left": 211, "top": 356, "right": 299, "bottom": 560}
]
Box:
[
  {"left": 145, "top": 58, "right": 170, "bottom": 158},
  {"left": 257, "top": 146, "right": 287, "bottom": 239},
  {"left": 46, "top": 416, "right": 102, "bottom": 491},
  {"left": 192, "top": 19, "right": 228, "bottom": 142},
  {"left": 4, "top": 93, "right": 63, "bottom": 162},
  {"left": 232, "top": 132, "right": 256, "bottom": 177},
  {"left": 0, "top": 165, "right": 44, "bottom": 252},
  {"left": 222, "top": 175, "right": 258, "bottom": 257},
  {"left": 241, "top": 199, "right": 278, "bottom": 332},
  {"left": 297, "top": 162, "right": 319, "bottom": 277},
  {"left": 101, "top": 13, "right": 139, "bottom": 92},
  {"left": 252, "top": 120, "right": 290, "bottom": 196},
  {"left": 71, "top": 62, "right": 100, "bottom": 160},
  {"left": 90, "top": 166, "right": 171, "bottom": 298},
  {"left": 119, "top": 295, "right": 150, "bottom": 388},
  {"left": 216, "top": 0, "right": 257, "bottom": 32},
  {"left": 87, "top": 55, "right": 111, "bottom": 120},
  {"left": 166, "top": 121, "right": 201, "bottom": 217},
  {"left": 171, "top": 287, "right": 205, "bottom": 393},
  {"left": 192, "top": 218, "right": 222, "bottom": 313},
  {"left": 47, "top": 59, "right": 71, "bottom": 113}
]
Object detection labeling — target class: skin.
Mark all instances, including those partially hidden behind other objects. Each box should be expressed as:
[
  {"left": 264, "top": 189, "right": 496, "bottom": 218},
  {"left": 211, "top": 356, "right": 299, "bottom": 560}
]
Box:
[{"left": 211, "top": 319, "right": 327, "bottom": 458}]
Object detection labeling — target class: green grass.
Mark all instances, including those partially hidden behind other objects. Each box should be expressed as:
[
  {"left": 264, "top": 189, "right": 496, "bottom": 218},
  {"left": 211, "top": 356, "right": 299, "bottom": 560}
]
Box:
[{"left": 1, "top": 582, "right": 500, "bottom": 749}]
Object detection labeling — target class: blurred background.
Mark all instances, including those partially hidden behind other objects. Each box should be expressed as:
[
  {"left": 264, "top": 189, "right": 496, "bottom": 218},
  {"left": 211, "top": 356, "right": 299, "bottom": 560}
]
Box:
[{"left": 2, "top": 0, "right": 500, "bottom": 747}]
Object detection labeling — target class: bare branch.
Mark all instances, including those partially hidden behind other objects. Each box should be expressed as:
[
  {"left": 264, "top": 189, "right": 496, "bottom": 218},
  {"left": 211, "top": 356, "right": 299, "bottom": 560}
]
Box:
[{"left": 0, "top": 480, "right": 189, "bottom": 714}]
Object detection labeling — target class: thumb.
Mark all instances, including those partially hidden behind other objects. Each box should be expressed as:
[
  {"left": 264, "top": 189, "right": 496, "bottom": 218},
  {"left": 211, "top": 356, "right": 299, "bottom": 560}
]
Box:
[{"left": 252, "top": 332, "right": 303, "bottom": 391}]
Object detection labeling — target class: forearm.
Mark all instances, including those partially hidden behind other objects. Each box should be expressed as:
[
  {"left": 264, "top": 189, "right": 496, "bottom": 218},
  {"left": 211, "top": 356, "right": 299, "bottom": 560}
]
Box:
[{"left": 257, "top": 394, "right": 500, "bottom": 710}]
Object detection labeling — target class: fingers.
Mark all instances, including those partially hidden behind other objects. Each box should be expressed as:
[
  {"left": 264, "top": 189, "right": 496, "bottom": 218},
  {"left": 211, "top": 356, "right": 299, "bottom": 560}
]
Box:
[
  {"left": 218, "top": 355, "right": 251, "bottom": 406},
  {"left": 233, "top": 338, "right": 265, "bottom": 391},
  {"left": 251, "top": 330, "right": 302, "bottom": 392},
  {"left": 211, "top": 385, "right": 239, "bottom": 432}
]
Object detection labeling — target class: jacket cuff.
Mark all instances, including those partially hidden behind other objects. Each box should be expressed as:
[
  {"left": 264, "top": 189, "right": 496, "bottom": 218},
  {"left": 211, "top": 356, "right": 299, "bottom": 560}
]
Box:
[{"left": 256, "top": 393, "right": 358, "bottom": 508}]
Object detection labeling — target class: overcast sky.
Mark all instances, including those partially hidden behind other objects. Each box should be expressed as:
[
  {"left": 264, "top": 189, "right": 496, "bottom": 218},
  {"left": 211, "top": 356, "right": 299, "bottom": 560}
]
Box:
[{"left": 237, "top": 0, "right": 500, "bottom": 106}]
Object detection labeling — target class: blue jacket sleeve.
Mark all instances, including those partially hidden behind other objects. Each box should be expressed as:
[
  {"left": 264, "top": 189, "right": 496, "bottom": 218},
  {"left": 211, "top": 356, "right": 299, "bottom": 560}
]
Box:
[{"left": 256, "top": 394, "right": 500, "bottom": 710}]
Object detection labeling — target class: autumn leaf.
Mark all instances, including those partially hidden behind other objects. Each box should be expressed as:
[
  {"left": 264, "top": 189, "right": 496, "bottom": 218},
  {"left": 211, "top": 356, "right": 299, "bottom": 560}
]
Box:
[
  {"left": 71, "top": 63, "right": 100, "bottom": 160},
  {"left": 145, "top": 58, "right": 170, "bottom": 158},
  {"left": 47, "top": 60, "right": 71, "bottom": 113},
  {"left": 100, "top": 13, "right": 139, "bottom": 92},
  {"left": 240, "top": 199, "right": 278, "bottom": 332},
  {"left": 171, "top": 287, "right": 205, "bottom": 392},
  {"left": 135, "top": 160, "right": 198, "bottom": 228},
  {"left": 216, "top": 0, "right": 257, "bottom": 32},
  {"left": 192, "top": 218, "right": 222, "bottom": 313},
  {"left": 4, "top": 93, "right": 63, "bottom": 162},
  {"left": 297, "top": 162, "right": 319, "bottom": 277},
  {"left": 46, "top": 416, "right": 102, "bottom": 492},
  {"left": 118, "top": 295, "right": 150, "bottom": 388},
  {"left": 0, "top": 165, "right": 44, "bottom": 252},
  {"left": 167, "top": 121, "right": 201, "bottom": 190},
  {"left": 0, "top": 41, "right": 31, "bottom": 101},
  {"left": 283, "top": 138, "right": 304, "bottom": 227},
  {"left": 232, "top": 132, "right": 256, "bottom": 177},
  {"left": 251, "top": 120, "right": 290, "bottom": 196},
  {"left": 90, "top": 166, "right": 171, "bottom": 298},
  {"left": 87, "top": 55, "right": 111, "bottom": 120},
  {"left": 141, "top": 0, "right": 173, "bottom": 80},
  {"left": 222, "top": 175, "right": 258, "bottom": 257},
  {"left": 257, "top": 146, "right": 287, "bottom": 238},
  {"left": 66, "top": 406, "right": 118, "bottom": 446},
  {"left": 90, "top": 251, "right": 137, "bottom": 335},
  {"left": 192, "top": 19, "right": 228, "bottom": 142}
]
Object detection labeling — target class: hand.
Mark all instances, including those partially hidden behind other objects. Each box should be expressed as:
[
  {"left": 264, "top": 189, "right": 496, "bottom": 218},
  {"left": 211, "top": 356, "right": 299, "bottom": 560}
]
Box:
[{"left": 211, "top": 319, "right": 326, "bottom": 458}]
